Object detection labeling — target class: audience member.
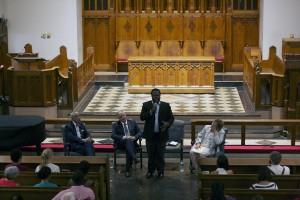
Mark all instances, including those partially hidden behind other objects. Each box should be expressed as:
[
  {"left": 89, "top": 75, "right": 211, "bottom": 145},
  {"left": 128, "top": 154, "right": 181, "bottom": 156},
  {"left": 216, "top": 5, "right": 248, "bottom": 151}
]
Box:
[
  {"left": 52, "top": 171, "right": 95, "bottom": 200},
  {"left": 34, "top": 166, "right": 58, "bottom": 187},
  {"left": 68, "top": 160, "right": 94, "bottom": 187},
  {"left": 250, "top": 166, "right": 278, "bottom": 190},
  {"left": 267, "top": 151, "right": 290, "bottom": 175},
  {"left": 112, "top": 110, "right": 142, "bottom": 177},
  {"left": 211, "top": 154, "right": 233, "bottom": 175},
  {"left": 0, "top": 166, "right": 19, "bottom": 187},
  {"left": 35, "top": 148, "right": 60, "bottom": 173},
  {"left": 190, "top": 119, "right": 225, "bottom": 172},
  {"left": 64, "top": 112, "right": 95, "bottom": 156},
  {"left": 210, "top": 182, "right": 236, "bottom": 200},
  {"left": 5, "top": 148, "right": 27, "bottom": 171}
]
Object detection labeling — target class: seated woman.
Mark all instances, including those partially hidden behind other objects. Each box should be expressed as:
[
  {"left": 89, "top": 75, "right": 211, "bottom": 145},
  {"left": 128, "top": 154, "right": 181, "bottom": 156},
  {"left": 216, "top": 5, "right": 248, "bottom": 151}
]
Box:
[
  {"left": 211, "top": 154, "right": 233, "bottom": 175},
  {"left": 190, "top": 119, "right": 225, "bottom": 172},
  {"left": 250, "top": 166, "right": 278, "bottom": 190},
  {"left": 34, "top": 166, "right": 58, "bottom": 187},
  {"left": 35, "top": 148, "right": 60, "bottom": 173}
]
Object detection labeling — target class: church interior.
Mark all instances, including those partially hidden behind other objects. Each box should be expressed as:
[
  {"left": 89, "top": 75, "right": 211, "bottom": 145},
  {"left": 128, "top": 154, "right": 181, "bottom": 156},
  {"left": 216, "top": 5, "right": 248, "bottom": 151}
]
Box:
[{"left": 1, "top": 0, "right": 300, "bottom": 199}]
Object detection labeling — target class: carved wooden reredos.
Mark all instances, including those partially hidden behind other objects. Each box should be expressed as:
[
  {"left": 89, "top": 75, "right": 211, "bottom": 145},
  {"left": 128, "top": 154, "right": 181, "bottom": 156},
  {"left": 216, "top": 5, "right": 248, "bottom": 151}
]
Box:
[{"left": 83, "top": 0, "right": 259, "bottom": 72}]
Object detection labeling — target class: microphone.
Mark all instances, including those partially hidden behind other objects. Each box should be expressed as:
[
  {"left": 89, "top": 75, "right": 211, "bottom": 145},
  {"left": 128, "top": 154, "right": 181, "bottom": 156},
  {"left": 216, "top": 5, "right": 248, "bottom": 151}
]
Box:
[{"left": 152, "top": 103, "right": 158, "bottom": 114}]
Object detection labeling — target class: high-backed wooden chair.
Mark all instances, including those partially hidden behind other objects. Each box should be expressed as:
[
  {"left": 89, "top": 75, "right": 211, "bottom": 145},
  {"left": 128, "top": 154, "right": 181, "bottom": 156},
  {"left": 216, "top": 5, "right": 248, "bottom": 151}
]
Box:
[
  {"left": 115, "top": 40, "right": 138, "bottom": 72},
  {"left": 204, "top": 40, "right": 224, "bottom": 72},
  {"left": 138, "top": 40, "right": 159, "bottom": 56},
  {"left": 159, "top": 41, "right": 181, "bottom": 56},
  {"left": 182, "top": 40, "right": 203, "bottom": 56}
]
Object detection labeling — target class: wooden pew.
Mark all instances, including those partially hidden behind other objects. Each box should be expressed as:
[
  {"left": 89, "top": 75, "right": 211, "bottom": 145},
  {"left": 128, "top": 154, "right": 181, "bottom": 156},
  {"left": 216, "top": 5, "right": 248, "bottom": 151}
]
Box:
[
  {"left": 199, "top": 174, "right": 300, "bottom": 196},
  {"left": 198, "top": 157, "right": 300, "bottom": 174},
  {"left": 9, "top": 172, "right": 100, "bottom": 200},
  {"left": 0, "top": 187, "right": 66, "bottom": 200},
  {"left": 201, "top": 188, "right": 300, "bottom": 200},
  {"left": 0, "top": 156, "right": 110, "bottom": 200}
]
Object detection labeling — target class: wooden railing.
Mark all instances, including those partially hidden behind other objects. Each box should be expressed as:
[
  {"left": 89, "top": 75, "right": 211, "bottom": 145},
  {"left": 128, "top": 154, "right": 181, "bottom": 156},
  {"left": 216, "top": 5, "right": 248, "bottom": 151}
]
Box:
[
  {"left": 191, "top": 119, "right": 300, "bottom": 146},
  {"left": 243, "top": 46, "right": 284, "bottom": 109},
  {"left": 73, "top": 46, "right": 95, "bottom": 101}
]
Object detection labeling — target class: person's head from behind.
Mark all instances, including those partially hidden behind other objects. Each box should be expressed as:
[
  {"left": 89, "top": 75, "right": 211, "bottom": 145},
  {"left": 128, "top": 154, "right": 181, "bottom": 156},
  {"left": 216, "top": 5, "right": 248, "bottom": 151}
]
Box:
[
  {"left": 4, "top": 166, "right": 19, "bottom": 180},
  {"left": 10, "top": 194, "right": 23, "bottom": 200},
  {"left": 210, "top": 182, "right": 225, "bottom": 200},
  {"left": 151, "top": 88, "right": 161, "bottom": 103},
  {"left": 217, "top": 154, "right": 229, "bottom": 170},
  {"left": 270, "top": 151, "right": 282, "bottom": 165},
  {"left": 61, "top": 192, "right": 76, "bottom": 200},
  {"left": 70, "top": 112, "right": 80, "bottom": 124},
  {"left": 258, "top": 166, "right": 272, "bottom": 182},
  {"left": 37, "top": 166, "right": 52, "bottom": 181},
  {"left": 211, "top": 119, "right": 224, "bottom": 132},
  {"left": 10, "top": 149, "right": 22, "bottom": 163},
  {"left": 41, "top": 148, "right": 54, "bottom": 165},
  {"left": 71, "top": 171, "right": 85, "bottom": 186},
  {"left": 78, "top": 160, "right": 90, "bottom": 176},
  {"left": 117, "top": 110, "right": 127, "bottom": 123}
]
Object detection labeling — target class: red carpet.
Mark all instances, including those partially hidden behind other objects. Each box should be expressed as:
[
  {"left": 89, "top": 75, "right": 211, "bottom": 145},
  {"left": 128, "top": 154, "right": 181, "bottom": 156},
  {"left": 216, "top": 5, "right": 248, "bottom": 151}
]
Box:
[{"left": 21, "top": 144, "right": 300, "bottom": 154}]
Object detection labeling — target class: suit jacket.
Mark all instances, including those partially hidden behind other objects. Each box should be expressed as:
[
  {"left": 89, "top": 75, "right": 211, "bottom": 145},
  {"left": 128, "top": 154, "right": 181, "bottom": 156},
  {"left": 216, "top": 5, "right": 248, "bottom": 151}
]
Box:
[
  {"left": 64, "top": 121, "right": 90, "bottom": 150},
  {"left": 140, "top": 100, "right": 174, "bottom": 142},
  {"left": 111, "top": 119, "right": 141, "bottom": 146}
]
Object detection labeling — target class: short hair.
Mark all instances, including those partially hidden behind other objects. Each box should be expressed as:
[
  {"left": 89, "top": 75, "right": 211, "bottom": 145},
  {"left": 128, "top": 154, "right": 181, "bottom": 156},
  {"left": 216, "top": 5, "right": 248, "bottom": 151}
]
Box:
[
  {"left": 4, "top": 166, "right": 19, "bottom": 180},
  {"left": 10, "top": 149, "right": 22, "bottom": 163},
  {"left": 216, "top": 154, "right": 229, "bottom": 170},
  {"left": 270, "top": 151, "right": 282, "bottom": 165},
  {"left": 258, "top": 166, "right": 272, "bottom": 181},
  {"left": 41, "top": 148, "right": 54, "bottom": 166},
  {"left": 213, "top": 119, "right": 224, "bottom": 132},
  {"left": 70, "top": 112, "right": 80, "bottom": 120},
  {"left": 37, "top": 166, "right": 51, "bottom": 179},
  {"left": 151, "top": 88, "right": 161, "bottom": 95},
  {"left": 78, "top": 160, "right": 90, "bottom": 175},
  {"left": 117, "top": 110, "right": 126, "bottom": 118},
  {"left": 72, "top": 171, "right": 85, "bottom": 185}
]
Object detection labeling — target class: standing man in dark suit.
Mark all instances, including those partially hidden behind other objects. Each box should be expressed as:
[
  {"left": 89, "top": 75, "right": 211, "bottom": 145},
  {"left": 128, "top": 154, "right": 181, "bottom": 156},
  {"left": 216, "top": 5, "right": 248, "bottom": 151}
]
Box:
[
  {"left": 140, "top": 88, "right": 174, "bottom": 178},
  {"left": 111, "top": 111, "right": 142, "bottom": 177},
  {"left": 64, "top": 112, "right": 95, "bottom": 156}
]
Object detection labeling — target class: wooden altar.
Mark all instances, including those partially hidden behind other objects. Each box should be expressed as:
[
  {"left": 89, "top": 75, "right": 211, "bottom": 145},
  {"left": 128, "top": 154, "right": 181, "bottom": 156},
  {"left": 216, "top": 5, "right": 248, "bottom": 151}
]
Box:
[{"left": 128, "top": 56, "right": 215, "bottom": 93}]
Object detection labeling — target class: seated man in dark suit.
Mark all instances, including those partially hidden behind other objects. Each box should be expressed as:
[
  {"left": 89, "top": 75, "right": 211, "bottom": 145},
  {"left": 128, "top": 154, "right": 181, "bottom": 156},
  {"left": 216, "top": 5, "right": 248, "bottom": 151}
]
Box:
[
  {"left": 111, "top": 110, "right": 142, "bottom": 177},
  {"left": 64, "top": 112, "right": 95, "bottom": 156}
]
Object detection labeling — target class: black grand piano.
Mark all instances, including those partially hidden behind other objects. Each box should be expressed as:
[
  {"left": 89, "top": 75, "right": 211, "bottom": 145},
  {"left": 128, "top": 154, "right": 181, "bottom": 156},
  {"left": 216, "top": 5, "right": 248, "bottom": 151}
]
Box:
[{"left": 0, "top": 115, "right": 46, "bottom": 154}]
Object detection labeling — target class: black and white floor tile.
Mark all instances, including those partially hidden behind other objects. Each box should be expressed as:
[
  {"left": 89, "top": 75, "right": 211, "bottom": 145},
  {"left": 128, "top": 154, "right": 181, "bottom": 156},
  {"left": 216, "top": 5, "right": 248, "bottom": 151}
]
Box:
[{"left": 83, "top": 86, "right": 245, "bottom": 114}]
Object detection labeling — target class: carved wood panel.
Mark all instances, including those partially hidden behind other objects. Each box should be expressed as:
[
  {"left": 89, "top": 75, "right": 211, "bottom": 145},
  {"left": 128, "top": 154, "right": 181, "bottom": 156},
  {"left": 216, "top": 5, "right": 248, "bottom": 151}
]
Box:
[{"left": 138, "top": 14, "right": 158, "bottom": 40}]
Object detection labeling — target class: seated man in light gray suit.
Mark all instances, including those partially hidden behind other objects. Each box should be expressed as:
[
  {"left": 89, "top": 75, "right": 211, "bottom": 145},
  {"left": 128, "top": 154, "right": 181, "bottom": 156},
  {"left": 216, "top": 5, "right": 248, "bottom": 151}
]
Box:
[{"left": 111, "top": 111, "right": 142, "bottom": 177}]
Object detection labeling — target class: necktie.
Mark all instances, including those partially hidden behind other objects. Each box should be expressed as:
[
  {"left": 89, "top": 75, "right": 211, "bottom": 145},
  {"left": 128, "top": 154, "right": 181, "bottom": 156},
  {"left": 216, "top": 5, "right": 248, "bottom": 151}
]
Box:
[{"left": 124, "top": 123, "right": 129, "bottom": 136}]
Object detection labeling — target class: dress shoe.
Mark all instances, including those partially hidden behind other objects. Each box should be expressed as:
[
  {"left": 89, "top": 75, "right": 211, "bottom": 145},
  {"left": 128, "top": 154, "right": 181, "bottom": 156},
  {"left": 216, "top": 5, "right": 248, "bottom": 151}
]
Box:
[
  {"left": 146, "top": 172, "right": 153, "bottom": 179},
  {"left": 157, "top": 171, "right": 164, "bottom": 178},
  {"left": 125, "top": 171, "right": 131, "bottom": 177}
]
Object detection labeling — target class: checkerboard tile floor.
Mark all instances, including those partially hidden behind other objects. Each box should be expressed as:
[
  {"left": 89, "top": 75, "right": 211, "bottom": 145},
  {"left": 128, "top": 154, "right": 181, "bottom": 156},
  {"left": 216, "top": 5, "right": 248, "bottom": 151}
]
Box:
[{"left": 83, "top": 86, "right": 245, "bottom": 114}]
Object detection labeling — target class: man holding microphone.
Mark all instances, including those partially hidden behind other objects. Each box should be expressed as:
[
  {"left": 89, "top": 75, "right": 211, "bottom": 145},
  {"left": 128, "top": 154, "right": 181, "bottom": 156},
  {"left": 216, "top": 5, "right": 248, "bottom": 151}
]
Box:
[{"left": 140, "top": 88, "right": 174, "bottom": 178}]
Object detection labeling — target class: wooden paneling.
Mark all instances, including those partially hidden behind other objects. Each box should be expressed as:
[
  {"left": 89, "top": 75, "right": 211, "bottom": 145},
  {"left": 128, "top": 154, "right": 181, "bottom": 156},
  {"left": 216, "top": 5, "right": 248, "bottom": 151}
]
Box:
[
  {"left": 84, "top": 18, "right": 112, "bottom": 71},
  {"left": 138, "top": 14, "right": 159, "bottom": 40},
  {"left": 204, "top": 14, "right": 225, "bottom": 40},
  {"left": 128, "top": 56, "right": 215, "bottom": 93},
  {"left": 231, "top": 15, "right": 259, "bottom": 71},
  {"left": 183, "top": 13, "right": 203, "bottom": 40},
  {"left": 83, "top": 0, "right": 260, "bottom": 72},
  {"left": 159, "top": 13, "right": 183, "bottom": 40}
]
